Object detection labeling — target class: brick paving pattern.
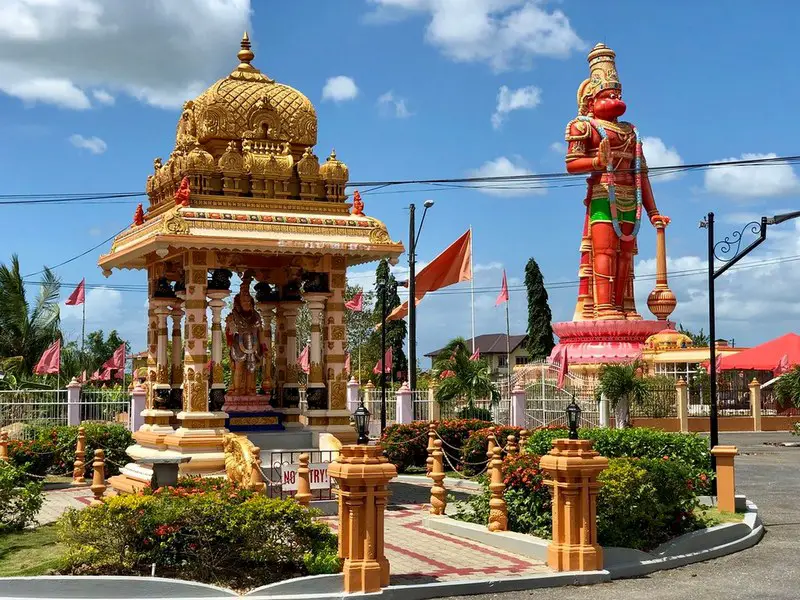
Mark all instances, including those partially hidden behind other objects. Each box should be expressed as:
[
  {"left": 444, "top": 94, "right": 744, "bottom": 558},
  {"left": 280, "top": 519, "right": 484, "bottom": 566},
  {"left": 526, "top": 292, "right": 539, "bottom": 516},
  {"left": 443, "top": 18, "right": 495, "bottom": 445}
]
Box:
[
  {"left": 37, "top": 486, "right": 94, "bottom": 525},
  {"left": 322, "top": 503, "right": 550, "bottom": 585}
]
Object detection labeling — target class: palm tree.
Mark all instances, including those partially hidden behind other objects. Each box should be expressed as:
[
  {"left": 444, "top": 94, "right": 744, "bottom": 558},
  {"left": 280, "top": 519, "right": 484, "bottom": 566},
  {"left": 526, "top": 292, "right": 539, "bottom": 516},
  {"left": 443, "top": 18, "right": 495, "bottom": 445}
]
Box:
[
  {"left": 596, "top": 360, "right": 648, "bottom": 428},
  {"left": 0, "top": 255, "right": 61, "bottom": 374},
  {"left": 433, "top": 337, "right": 499, "bottom": 417}
]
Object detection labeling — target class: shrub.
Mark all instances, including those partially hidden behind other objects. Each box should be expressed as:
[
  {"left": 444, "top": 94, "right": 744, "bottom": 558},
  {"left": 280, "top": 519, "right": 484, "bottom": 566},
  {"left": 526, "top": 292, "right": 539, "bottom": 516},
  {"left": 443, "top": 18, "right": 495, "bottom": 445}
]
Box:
[
  {"left": 456, "top": 406, "right": 493, "bottom": 422},
  {"left": 792, "top": 422, "right": 799, "bottom": 436},
  {"left": 525, "top": 427, "right": 710, "bottom": 471},
  {"left": 7, "top": 437, "right": 58, "bottom": 477},
  {"left": 460, "top": 426, "right": 523, "bottom": 475},
  {"left": 57, "top": 483, "right": 339, "bottom": 590},
  {"left": 19, "top": 424, "right": 134, "bottom": 478},
  {"left": 381, "top": 419, "right": 491, "bottom": 473},
  {"left": 0, "top": 462, "right": 44, "bottom": 533},
  {"left": 454, "top": 454, "right": 710, "bottom": 551}
]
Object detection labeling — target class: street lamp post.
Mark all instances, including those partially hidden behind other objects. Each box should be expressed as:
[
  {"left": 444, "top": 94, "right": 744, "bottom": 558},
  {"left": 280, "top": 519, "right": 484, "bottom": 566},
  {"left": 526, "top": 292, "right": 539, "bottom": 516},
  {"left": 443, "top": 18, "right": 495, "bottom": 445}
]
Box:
[
  {"left": 700, "top": 209, "right": 800, "bottom": 486},
  {"left": 380, "top": 271, "right": 388, "bottom": 433},
  {"left": 408, "top": 199, "right": 434, "bottom": 397}
]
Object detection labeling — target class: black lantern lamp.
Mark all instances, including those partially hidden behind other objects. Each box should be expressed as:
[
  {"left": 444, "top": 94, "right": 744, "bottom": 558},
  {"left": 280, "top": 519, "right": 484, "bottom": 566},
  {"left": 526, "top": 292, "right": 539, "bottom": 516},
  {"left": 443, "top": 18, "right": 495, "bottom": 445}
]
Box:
[
  {"left": 353, "top": 401, "right": 371, "bottom": 445},
  {"left": 566, "top": 398, "right": 581, "bottom": 440}
]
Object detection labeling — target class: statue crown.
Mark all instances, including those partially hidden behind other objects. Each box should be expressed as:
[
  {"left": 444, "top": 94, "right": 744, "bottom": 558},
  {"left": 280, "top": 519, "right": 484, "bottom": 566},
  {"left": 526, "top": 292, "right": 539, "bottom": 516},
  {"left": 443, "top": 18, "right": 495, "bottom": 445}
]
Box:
[{"left": 577, "top": 43, "right": 622, "bottom": 115}]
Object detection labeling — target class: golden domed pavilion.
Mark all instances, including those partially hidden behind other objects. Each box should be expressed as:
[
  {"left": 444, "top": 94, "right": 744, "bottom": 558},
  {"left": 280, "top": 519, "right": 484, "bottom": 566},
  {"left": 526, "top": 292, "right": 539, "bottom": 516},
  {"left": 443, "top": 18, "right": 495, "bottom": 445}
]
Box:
[{"left": 99, "top": 33, "right": 403, "bottom": 491}]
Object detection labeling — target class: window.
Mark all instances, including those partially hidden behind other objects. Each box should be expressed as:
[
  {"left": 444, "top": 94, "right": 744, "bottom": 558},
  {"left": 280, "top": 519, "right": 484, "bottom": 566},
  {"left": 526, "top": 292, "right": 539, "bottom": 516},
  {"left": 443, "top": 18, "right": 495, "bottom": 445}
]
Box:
[
  {"left": 515, "top": 356, "right": 529, "bottom": 366},
  {"left": 498, "top": 356, "right": 508, "bottom": 367}
]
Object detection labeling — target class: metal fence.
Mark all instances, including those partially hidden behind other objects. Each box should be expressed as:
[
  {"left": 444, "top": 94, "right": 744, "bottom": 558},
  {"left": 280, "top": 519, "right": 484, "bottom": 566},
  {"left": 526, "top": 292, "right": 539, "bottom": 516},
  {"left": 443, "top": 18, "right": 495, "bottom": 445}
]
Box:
[
  {"left": 0, "top": 389, "right": 68, "bottom": 438},
  {"left": 631, "top": 384, "right": 678, "bottom": 418},
  {"left": 79, "top": 389, "right": 131, "bottom": 426},
  {"left": 263, "top": 449, "right": 338, "bottom": 501}
]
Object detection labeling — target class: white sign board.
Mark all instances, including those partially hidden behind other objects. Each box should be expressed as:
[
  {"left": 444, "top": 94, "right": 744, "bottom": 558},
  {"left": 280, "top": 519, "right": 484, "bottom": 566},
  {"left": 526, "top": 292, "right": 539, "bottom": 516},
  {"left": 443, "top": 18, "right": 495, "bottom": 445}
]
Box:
[{"left": 281, "top": 463, "right": 330, "bottom": 491}]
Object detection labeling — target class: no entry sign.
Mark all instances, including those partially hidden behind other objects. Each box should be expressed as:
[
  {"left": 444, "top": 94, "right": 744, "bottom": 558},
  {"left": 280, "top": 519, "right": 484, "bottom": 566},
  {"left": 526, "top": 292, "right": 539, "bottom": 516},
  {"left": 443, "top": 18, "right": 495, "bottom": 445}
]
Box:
[{"left": 281, "top": 462, "right": 330, "bottom": 491}]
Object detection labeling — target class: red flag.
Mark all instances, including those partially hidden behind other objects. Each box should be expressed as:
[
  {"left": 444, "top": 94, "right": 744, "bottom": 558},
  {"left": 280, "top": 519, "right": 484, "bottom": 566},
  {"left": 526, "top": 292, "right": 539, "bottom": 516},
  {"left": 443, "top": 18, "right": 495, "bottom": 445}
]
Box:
[
  {"left": 715, "top": 353, "right": 724, "bottom": 373},
  {"left": 78, "top": 370, "right": 87, "bottom": 383},
  {"left": 388, "top": 229, "right": 472, "bottom": 321},
  {"left": 373, "top": 348, "right": 392, "bottom": 374},
  {"left": 470, "top": 349, "right": 480, "bottom": 361},
  {"left": 345, "top": 291, "right": 363, "bottom": 312},
  {"left": 776, "top": 354, "right": 791, "bottom": 375},
  {"left": 555, "top": 346, "right": 569, "bottom": 389},
  {"left": 495, "top": 270, "right": 509, "bottom": 306},
  {"left": 102, "top": 343, "right": 126, "bottom": 370},
  {"left": 297, "top": 345, "right": 310, "bottom": 374},
  {"left": 344, "top": 353, "right": 351, "bottom": 374},
  {"left": 65, "top": 278, "right": 85, "bottom": 306},
  {"left": 34, "top": 339, "right": 61, "bottom": 375}
]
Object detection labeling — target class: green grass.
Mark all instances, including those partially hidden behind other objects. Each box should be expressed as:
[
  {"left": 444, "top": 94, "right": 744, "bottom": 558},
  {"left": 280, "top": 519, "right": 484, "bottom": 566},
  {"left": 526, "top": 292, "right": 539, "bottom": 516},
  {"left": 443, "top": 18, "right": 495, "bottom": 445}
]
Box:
[
  {"left": 0, "top": 524, "right": 64, "bottom": 577},
  {"left": 695, "top": 506, "right": 746, "bottom": 527}
]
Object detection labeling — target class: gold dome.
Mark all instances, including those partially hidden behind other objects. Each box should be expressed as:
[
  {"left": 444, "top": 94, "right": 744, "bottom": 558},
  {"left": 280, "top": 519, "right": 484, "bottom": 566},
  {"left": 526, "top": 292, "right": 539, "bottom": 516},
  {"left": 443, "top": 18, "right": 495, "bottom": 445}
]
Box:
[
  {"left": 176, "top": 32, "right": 317, "bottom": 157},
  {"left": 644, "top": 328, "right": 693, "bottom": 352}
]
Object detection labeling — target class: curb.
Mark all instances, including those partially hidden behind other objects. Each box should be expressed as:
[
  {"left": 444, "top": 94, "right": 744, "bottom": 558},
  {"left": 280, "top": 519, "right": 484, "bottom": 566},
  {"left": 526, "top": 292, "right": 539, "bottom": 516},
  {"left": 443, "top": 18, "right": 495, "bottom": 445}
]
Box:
[{"left": 395, "top": 474, "right": 482, "bottom": 492}]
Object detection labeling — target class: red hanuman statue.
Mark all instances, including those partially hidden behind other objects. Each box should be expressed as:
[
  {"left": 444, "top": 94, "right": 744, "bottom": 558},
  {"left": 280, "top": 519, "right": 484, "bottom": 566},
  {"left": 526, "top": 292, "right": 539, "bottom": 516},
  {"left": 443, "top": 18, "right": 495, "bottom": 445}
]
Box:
[{"left": 565, "top": 44, "right": 669, "bottom": 321}]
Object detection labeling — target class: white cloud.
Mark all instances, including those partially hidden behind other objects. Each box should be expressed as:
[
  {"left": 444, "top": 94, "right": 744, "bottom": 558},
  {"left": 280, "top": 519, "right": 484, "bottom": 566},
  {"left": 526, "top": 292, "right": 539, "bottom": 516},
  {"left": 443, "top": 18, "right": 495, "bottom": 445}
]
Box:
[
  {"left": 4, "top": 77, "right": 90, "bottom": 109},
  {"left": 88, "top": 227, "right": 102, "bottom": 237},
  {"left": 469, "top": 156, "right": 543, "bottom": 197},
  {"left": 0, "top": 0, "right": 250, "bottom": 110},
  {"left": 69, "top": 134, "right": 107, "bottom": 154},
  {"left": 91, "top": 89, "right": 114, "bottom": 105},
  {"left": 641, "top": 137, "right": 683, "bottom": 182},
  {"left": 62, "top": 286, "right": 123, "bottom": 326},
  {"left": 491, "top": 84, "right": 540, "bottom": 129},
  {"left": 550, "top": 141, "right": 565, "bottom": 154},
  {"left": 377, "top": 90, "right": 412, "bottom": 118},
  {"left": 366, "top": 0, "right": 585, "bottom": 71},
  {"left": 704, "top": 153, "right": 800, "bottom": 200},
  {"left": 322, "top": 76, "right": 359, "bottom": 102}
]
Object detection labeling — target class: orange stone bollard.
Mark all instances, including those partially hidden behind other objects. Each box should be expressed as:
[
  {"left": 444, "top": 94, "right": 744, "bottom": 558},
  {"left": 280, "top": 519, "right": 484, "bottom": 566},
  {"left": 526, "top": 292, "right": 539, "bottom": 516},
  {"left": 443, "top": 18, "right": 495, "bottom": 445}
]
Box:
[
  {"left": 428, "top": 439, "right": 447, "bottom": 515},
  {"left": 540, "top": 439, "right": 608, "bottom": 572},
  {"left": 505, "top": 434, "right": 518, "bottom": 457},
  {"left": 426, "top": 423, "right": 436, "bottom": 475},
  {"left": 72, "top": 426, "right": 87, "bottom": 485},
  {"left": 488, "top": 446, "right": 507, "bottom": 532},
  {"left": 0, "top": 431, "right": 8, "bottom": 462},
  {"left": 711, "top": 445, "right": 739, "bottom": 513},
  {"left": 329, "top": 445, "right": 397, "bottom": 594},
  {"left": 90, "top": 449, "right": 107, "bottom": 506},
  {"left": 295, "top": 452, "right": 312, "bottom": 506},
  {"left": 519, "top": 429, "right": 529, "bottom": 454}
]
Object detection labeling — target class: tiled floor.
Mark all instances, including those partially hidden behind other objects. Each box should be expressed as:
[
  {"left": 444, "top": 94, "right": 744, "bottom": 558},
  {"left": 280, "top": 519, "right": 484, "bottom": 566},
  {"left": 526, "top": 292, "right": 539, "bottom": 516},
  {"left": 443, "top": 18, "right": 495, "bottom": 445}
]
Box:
[
  {"left": 322, "top": 504, "right": 550, "bottom": 585},
  {"left": 37, "top": 486, "right": 94, "bottom": 525}
]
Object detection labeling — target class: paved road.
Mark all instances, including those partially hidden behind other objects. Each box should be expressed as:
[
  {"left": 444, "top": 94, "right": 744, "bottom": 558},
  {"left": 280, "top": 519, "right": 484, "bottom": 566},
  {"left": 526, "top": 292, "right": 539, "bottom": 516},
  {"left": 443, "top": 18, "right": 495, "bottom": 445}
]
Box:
[{"left": 442, "top": 432, "right": 799, "bottom": 600}]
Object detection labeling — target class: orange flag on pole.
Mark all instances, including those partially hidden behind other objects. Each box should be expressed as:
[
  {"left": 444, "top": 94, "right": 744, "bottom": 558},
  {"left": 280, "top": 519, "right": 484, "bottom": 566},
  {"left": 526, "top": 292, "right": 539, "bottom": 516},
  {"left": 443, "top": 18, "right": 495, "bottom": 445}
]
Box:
[{"left": 387, "top": 229, "right": 472, "bottom": 321}]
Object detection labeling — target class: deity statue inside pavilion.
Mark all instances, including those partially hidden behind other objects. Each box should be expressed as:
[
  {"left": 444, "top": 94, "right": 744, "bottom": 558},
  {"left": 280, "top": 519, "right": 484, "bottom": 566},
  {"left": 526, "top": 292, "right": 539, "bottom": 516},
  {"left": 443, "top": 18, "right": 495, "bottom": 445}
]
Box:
[
  {"left": 548, "top": 43, "right": 678, "bottom": 374},
  {"left": 225, "top": 276, "right": 267, "bottom": 399}
]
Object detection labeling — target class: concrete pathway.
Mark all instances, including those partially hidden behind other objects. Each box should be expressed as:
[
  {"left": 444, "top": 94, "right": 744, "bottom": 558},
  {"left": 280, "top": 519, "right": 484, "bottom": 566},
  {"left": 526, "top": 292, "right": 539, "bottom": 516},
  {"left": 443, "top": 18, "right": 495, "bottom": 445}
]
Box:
[
  {"left": 321, "top": 504, "right": 550, "bottom": 585},
  {"left": 37, "top": 486, "right": 95, "bottom": 525}
]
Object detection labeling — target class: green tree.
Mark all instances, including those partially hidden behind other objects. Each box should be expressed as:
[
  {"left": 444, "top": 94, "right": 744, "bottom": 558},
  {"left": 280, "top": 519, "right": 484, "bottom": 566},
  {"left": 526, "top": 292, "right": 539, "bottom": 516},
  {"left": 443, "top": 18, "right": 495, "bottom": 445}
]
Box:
[
  {"left": 345, "top": 282, "right": 378, "bottom": 382},
  {"left": 597, "top": 360, "right": 648, "bottom": 429},
  {"left": 433, "top": 336, "right": 499, "bottom": 413},
  {"left": 775, "top": 365, "right": 800, "bottom": 408},
  {"left": 678, "top": 324, "right": 710, "bottom": 347},
  {"left": 370, "top": 259, "right": 407, "bottom": 381},
  {"left": 84, "top": 330, "right": 130, "bottom": 371},
  {"left": 0, "top": 255, "right": 61, "bottom": 374},
  {"left": 524, "top": 258, "right": 554, "bottom": 360}
]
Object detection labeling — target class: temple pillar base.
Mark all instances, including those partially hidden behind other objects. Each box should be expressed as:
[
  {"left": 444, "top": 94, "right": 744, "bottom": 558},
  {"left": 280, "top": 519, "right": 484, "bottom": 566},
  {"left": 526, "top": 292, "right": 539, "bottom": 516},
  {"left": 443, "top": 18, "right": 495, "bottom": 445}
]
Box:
[
  {"left": 280, "top": 407, "right": 303, "bottom": 429},
  {"left": 303, "top": 409, "right": 354, "bottom": 445},
  {"left": 306, "top": 385, "right": 328, "bottom": 411}
]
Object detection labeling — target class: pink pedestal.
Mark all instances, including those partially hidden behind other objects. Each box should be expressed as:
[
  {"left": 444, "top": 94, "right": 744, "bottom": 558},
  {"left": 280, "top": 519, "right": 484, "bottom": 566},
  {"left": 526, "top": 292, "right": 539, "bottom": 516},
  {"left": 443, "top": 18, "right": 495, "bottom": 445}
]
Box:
[
  {"left": 550, "top": 320, "right": 673, "bottom": 364},
  {"left": 222, "top": 395, "right": 272, "bottom": 413}
]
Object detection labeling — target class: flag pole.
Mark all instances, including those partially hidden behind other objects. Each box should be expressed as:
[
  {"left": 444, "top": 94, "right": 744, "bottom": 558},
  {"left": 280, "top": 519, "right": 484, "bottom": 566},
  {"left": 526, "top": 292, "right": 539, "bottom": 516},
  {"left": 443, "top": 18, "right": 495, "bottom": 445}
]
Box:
[
  {"left": 470, "top": 225, "right": 476, "bottom": 353},
  {"left": 81, "top": 300, "right": 85, "bottom": 372},
  {"left": 505, "top": 292, "right": 511, "bottom": 397}
]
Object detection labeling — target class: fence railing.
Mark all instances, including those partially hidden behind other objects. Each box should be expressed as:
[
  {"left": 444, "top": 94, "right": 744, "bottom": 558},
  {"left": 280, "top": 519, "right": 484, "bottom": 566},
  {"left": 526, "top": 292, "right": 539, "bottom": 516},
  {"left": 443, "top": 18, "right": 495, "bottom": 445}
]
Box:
[
  {"left": 263, "top": 449, "right": 338, "bottom": 501},
  {"left": 0, "top": 389, "right": 68, "bottom": 438},
  {"left": 79, "top": 390, "right": 132, "bottom": 427},
  {"left": 631, "top": 385, "right": 678, "bottom": 418}
]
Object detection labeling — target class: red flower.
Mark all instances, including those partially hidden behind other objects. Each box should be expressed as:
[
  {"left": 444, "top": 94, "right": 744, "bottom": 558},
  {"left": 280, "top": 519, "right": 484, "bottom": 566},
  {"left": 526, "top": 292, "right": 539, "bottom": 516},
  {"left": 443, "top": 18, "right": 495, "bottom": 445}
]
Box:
[
  {"left": 662, "top": 455, "right": 670, "bottom": 460},
  {"left": 699, "top": 473, "right": 708, "bottom": 482}
]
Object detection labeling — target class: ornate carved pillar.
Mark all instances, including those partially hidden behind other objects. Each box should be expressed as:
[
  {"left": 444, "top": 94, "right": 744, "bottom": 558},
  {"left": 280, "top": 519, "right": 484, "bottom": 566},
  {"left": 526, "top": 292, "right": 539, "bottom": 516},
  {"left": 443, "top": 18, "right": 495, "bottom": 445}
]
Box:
[
  {"left": 207, "top": 288, "right": 231, "bottom": 412},
  {"left": 255, "top": 302, "right": 276, "bottom": 401},
  {"left": 152, "top": 299, "right": 172, "bottom": 409},
  {"left": 281, "top": 301, "right": 302, "bottom": 408},
  {"left": 145, "top": 267, "right": 158, "bottom": 410},
  {"left": 163, "top": 250, "right": 227, "bottom": 475},
  {"left": 169, "top": 298, "right": 184, "bottom": 410},
  {"left": 274, "top": 304, "right": 287, "bottom": 408},
  {"left": 325, "top": 258, "right": 349, "bottom": 416},
  {"left": 304, "top": 292, "right": 330, "bottom": 411}
]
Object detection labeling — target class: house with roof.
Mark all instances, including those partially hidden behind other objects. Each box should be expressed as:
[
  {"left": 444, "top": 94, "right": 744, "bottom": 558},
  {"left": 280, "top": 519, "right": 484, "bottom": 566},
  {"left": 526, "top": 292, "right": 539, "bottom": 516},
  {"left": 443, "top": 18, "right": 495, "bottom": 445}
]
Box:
[{"left": 424, "top": 334, "right": 531, "bottom": 381}]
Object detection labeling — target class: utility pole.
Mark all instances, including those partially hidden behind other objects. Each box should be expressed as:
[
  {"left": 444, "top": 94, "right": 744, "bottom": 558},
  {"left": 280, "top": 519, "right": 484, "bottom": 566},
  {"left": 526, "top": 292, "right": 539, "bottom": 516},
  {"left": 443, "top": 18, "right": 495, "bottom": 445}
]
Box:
[
  {"left": 380, "top": 272, "right": 388, "bottom": 433},
  {"left": 408, "top": 203, "right": 417, "bottom": 394}
]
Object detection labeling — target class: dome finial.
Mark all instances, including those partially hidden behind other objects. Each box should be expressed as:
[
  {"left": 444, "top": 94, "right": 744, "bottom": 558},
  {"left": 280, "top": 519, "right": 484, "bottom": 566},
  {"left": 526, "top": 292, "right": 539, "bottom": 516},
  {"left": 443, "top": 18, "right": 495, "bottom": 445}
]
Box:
[{"left": 238, "top": 31, "right": 255, "bottom": 66}]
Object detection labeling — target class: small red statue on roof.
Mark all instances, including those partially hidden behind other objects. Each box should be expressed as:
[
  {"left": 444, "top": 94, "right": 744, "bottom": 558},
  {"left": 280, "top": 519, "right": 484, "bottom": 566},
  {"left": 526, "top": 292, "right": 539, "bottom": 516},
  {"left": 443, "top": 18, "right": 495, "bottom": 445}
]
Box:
[
  {"left": 351, "top": 189, "right": 364, "bottom": 216},
  {"left": 174, "top": 176, "right": 191, "bottom": 207},
  {"left": 133, "top": 203, "right": 145, "bottom": 226}
]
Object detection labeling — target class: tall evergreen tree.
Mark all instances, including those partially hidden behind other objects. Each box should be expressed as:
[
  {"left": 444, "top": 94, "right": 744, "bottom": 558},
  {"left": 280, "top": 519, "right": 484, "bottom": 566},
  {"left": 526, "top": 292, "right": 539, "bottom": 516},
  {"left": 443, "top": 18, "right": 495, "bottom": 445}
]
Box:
[
  {"left": 524, "top": 257, "right": 555, "bottom": 360},
  {"left": 371, "top": 259, "right": 408, "bottom": 380}
]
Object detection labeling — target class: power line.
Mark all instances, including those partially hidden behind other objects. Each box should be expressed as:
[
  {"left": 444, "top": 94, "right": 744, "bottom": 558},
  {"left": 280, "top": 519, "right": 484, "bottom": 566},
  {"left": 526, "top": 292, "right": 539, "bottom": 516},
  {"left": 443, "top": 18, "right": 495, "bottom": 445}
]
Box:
[
  {"left": 24, "top": 227, "right": 129, "bottom": 278},
  {"left": 3, "top": 154, "right": 799, "bottom": 205}
]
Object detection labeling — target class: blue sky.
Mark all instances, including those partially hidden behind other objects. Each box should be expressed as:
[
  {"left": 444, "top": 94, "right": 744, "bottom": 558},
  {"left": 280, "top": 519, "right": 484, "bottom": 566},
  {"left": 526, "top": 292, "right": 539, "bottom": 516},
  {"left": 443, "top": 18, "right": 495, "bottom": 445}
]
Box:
[{"left": 1, "top": 0, "right": 799, "bottom": 360}]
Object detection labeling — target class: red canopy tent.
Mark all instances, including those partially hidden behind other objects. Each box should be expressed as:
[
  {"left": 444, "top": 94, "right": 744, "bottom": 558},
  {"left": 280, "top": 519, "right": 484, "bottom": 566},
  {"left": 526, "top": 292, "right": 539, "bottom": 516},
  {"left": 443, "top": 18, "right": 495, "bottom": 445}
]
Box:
[{"left": 717, "top": 333, "right": 800, "bottom": 373}]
